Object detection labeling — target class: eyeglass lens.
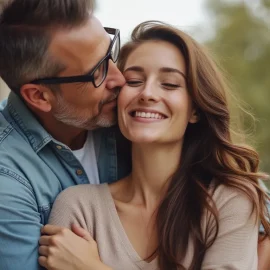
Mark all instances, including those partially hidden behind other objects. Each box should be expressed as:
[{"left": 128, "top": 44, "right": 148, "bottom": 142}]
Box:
[{"left": 93, "top": 33, "right": 120, "bottom": 87}]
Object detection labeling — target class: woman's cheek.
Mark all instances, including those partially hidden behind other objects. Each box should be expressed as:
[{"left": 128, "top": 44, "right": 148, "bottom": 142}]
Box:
[{"left": 118, "top": 86, "right": 135, "bottom": 106}]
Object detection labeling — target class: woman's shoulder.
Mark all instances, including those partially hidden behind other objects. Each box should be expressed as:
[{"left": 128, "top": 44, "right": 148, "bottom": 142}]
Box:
[
  {"left": 49, "top": 184, "right": 110, "bottom": 229},
  {"left": 54, "top": 183, "right": 108, "bottom": 208},
  {"left": 210, "top": 182, "right": 256, "bottom": 215},
  {"left": 201, "top": 183, "right": 259, "bottom": 269}
]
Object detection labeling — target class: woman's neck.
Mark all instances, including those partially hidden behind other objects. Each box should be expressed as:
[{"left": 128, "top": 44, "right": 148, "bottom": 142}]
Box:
[{"left": 127, "top": 142, "right": 182, "bottom": 208}]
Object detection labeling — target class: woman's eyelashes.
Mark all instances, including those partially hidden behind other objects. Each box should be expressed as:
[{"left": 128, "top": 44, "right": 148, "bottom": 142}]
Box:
[
  {"left": 126, "top": 80, "right": 143, "bottom": 86},
  {"left": 161, "top": 82, "right": 181, "bottom": 90},
  {"left": 126, "top": 80, "right": 181, "bottom": 89}
]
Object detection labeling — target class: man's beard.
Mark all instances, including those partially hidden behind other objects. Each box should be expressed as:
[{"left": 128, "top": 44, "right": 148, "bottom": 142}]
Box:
[{"left": 52, "top": 93, "right": 118, "bottom": 130}]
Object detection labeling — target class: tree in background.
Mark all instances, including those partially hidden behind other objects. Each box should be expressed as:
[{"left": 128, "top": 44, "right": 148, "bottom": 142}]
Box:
[{"left": 203, "top": 0, "right": 270, "bottom": 174}]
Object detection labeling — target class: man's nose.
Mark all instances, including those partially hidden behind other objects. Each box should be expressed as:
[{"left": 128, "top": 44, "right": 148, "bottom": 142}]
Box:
[{"left": 106, "top": 60, "right": 126, "bottom": 89}]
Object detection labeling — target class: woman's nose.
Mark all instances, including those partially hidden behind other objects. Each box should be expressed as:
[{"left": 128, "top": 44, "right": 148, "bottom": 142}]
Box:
[{"left": 139, "top": 82, "right": 160, "bottom": 103}]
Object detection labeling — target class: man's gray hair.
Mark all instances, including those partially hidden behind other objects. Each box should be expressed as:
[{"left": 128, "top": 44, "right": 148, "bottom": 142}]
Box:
[{"left": 0, "top": 0, "right": 95, "bottom": 93}]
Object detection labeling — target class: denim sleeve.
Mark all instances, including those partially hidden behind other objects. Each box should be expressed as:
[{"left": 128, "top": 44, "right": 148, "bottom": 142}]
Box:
[{"left": 0, "top": 169, "right": 42, "bottom": 270}]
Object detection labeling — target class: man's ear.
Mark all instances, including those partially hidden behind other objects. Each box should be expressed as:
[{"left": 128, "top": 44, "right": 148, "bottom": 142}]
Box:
[
  {"left": 189, "top": 108, "right": 200, "bottom": 124},
  {"left": 20, "top": 84, "right": 53, "bottom": 113}
]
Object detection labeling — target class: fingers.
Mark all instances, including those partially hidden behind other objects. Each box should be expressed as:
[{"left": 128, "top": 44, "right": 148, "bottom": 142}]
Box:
[
  {"left": 41, "top": 224, "right": 66, "bottom": 235},
  {"left": 38, "top": 256, "right": 48, "bottom": 269},
  {"left": 71, "top": 224, "right": 93, "bottom": 242},
  {"left": 39, "top": 245, "right": 49, "bottom": 256},
  {"left": 39, "top": 235, "right": 51, "bottom": 246}
]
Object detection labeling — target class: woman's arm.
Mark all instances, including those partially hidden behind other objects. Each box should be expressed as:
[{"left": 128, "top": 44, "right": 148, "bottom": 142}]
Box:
[
  {"left": 258, "top": 235, "right": 270, "bottom": 270},
  {"left": 39, "top": 186, "right": 110, "bottom": 270},
  {"left": 257, "top": 181, "right": 270, "bottom": 269},
  {"left": 39, "top": 224, "right": 112, "bottom": 270},
  {"left": 202, "top": 186, "right": 259, "bottom": 270}
]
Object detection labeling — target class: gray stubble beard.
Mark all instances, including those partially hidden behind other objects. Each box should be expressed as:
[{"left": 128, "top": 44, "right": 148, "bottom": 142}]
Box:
[{"left": 52, "top": 93, "right": 117, "bottom": 130}]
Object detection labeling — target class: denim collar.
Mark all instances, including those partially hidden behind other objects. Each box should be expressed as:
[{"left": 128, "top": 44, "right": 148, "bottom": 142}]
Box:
[{"left": 4, "top": 92, "right": 52, "bottom": 153}]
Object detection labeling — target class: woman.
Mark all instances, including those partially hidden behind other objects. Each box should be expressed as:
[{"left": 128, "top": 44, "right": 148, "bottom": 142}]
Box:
[{"left": 39, "top": 21, "right": 270, "bottom": 270}]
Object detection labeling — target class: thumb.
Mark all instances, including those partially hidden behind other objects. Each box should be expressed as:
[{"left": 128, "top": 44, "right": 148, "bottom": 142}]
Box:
[{"left": 71, "top": 224, "right": 93, "bottom": 242}]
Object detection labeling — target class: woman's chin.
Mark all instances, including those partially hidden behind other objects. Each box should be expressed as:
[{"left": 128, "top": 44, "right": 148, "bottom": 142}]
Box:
[
  {"left": 126, "top": 134, "right": 159, "bottom": 144},
  {"left": 121, "top": 128, "right": 166, "bottom": 144}
]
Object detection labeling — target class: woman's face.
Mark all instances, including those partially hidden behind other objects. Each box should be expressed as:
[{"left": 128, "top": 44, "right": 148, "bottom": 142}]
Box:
[{"left": 118, "top": 40, "right": 198, "bottom": 145}]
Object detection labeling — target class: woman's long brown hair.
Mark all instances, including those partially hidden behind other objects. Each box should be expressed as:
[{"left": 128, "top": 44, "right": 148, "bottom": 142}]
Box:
[{"left": 117, "top": 21, "right": 270, "bottom": 269}]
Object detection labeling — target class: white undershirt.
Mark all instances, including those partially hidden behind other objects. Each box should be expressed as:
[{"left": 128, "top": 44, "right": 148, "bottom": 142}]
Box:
[{"left": 73, "top": 131, "right": 99, "bottom": 184}]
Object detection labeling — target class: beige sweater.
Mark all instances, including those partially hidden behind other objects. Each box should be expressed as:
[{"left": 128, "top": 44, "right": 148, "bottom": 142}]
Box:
[{"left": 49, "top": 184, "right": 258, "bottom": 270}]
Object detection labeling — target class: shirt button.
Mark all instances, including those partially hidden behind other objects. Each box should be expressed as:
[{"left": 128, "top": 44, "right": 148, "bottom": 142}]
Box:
[
  {"left": 56, "top": 145, "right": 62, "bottom": 150},
  {"left": 76, "top": 169, "right": 83, "bottom": 176}
]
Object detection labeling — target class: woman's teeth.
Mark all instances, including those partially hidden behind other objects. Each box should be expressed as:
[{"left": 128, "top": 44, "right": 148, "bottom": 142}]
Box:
[{"left": 135, "top": 111, "right": 165, "bottom": 119}]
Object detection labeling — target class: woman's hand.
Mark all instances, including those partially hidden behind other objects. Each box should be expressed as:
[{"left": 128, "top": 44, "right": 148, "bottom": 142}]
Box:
[{"left": 39, "top": 224, "right": 111, "bottom": 270}]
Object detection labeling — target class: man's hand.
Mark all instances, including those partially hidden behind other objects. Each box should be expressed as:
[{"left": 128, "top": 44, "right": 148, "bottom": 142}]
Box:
[
  {"left": 39, "top": 224, "right": 111, "bottom": 270},
  {"left": 258, "top": 235, "right": 270, "bottom": 270}
]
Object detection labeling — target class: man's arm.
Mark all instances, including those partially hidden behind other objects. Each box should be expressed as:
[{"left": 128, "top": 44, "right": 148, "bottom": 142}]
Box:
[{"left": 0, "top": 169, "right": 42, "bottom": 270}]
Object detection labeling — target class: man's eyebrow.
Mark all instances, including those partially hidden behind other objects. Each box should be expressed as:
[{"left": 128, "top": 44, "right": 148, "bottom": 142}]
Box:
[
  {"left": 124, "top": 66, "right": 144, "bottom": 73},
  {"left": 160, "top": 67, "right": 186, "bottom": 79}
]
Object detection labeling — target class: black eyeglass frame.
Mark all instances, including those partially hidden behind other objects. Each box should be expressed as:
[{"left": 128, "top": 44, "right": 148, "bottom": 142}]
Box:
[{"left": 30, "top": 27, "right": 120, "bottom": 88}]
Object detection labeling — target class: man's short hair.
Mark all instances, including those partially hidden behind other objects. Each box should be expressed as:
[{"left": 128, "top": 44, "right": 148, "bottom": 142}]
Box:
[{"left": 0, "top": 0, "right": 94, "bottom": 94}]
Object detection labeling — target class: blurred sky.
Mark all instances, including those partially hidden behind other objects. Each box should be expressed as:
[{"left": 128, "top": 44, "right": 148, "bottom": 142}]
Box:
[{"left": 95, "top": 0, "right": 208, "bottom": 42}]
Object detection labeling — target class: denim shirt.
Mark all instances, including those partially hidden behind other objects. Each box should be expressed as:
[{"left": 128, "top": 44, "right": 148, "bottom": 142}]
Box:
[{"left": 0, "top": 92, "right": 130, "bottom": 270}]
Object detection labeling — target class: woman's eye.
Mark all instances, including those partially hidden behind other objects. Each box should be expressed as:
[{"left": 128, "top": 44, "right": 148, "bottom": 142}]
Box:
[
  {"left": 126, "top": 80, "right": 143, "bottom": 86},
  {"left": 162, "top": 83, "right": 180, "bottom": 89}
]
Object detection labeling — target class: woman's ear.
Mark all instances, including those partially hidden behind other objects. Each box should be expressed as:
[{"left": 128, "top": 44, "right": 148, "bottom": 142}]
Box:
[{"left": 189, "top": 108, "right": 200, "bottom": 124}]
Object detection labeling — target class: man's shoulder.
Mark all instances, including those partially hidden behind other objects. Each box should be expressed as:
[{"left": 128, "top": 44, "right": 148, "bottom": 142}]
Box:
[
  {"left": 0, "top": 110, "right": 45, "bottom": 189},
  {"left": 0, "top": 115, "right": 34, "bottom": 190},
  {"left": 0, "top": 96, "right": 27, "bottom": 145},
  {"left": 0, "top": 111, "right": 14, "bottom": 142},
  {"left": 0, "top": 111, "right": 30, "bottom": 160},
  {"left": 0, "top": 113, "right": 35, "bottom": 198}
]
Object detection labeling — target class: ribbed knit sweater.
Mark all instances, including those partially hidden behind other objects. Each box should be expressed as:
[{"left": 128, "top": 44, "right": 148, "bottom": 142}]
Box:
[{"left": 49, "top": 183, "right": 258, "bottom": 270}]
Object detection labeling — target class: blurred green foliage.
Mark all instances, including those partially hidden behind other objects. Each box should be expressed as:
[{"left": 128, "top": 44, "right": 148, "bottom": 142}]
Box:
[{"left": 203, "top": 0, "right": 270, "bottom": 179}]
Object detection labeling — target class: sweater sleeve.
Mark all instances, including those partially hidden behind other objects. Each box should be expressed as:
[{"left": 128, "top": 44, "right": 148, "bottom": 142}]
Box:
[
  {"left": 201, "top": 185, "right": 258, "bottom": 270},
  {"left": 48, "top": 185, "right": 95, "bottom": 236}
]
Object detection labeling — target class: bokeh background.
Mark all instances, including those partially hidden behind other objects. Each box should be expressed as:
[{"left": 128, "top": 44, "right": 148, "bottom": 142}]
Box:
[{"left": 0, "top": 0, "right": 269, "bottom": 185}]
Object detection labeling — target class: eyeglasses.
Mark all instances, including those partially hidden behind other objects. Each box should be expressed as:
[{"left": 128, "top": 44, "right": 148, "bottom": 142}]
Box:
[{"left": 30, "top": 27, "right": 120, "bottom": 88}]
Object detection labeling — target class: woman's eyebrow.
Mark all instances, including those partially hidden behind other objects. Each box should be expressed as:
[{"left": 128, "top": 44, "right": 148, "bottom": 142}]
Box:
[
  {"left": 160, "top": 67, "right": 186, "bottom": 79},
  {"left": 124, "top": 66, "right": 144, "bottom": 73}
]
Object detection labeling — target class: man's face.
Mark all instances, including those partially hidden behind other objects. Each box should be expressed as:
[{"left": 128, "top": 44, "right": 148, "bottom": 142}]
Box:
[{"left": 48, "top": 17, "right": 125, "bottom": 130}]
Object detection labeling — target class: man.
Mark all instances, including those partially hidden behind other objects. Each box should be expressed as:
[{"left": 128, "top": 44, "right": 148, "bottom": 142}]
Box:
[
  {"left": 0, "top": 0, "right": 129, "bottom": 269},
  {"left": 0, "top": 1, "right": 269, "bottom": 270}
]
